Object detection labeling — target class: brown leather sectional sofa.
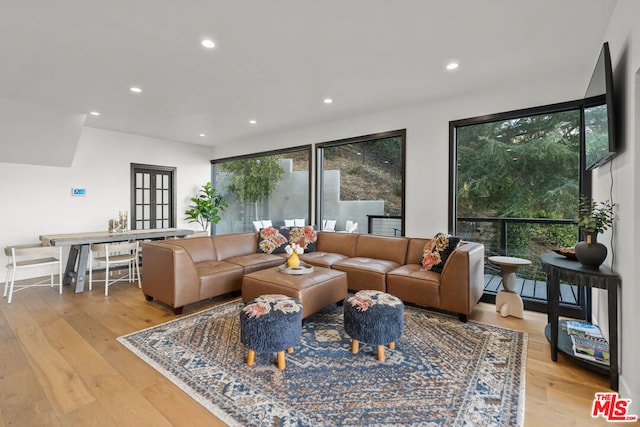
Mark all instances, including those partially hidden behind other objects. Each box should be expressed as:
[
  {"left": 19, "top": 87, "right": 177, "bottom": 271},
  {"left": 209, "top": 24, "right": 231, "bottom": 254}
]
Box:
[{"left": 140, "top": 231, "right": 485, "bottom": 321}]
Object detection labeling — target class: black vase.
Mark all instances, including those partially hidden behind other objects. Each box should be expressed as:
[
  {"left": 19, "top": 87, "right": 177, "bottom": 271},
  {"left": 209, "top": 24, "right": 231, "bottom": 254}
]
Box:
[{"left": 574, "top": 233, "right": 607, "bottom": 268}]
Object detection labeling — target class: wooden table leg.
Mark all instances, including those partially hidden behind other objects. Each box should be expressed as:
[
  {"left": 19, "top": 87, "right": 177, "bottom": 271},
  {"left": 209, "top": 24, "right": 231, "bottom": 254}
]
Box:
[{"left": 277, "top": 351, "right": 285, "bottom": 370}]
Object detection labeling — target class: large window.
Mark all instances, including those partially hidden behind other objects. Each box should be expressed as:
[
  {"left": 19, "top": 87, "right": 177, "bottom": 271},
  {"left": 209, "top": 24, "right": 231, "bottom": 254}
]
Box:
[
  {"left": 317, "top": 130, "right": 405, "bottom": 236},
  {"left": 450, "top": 101, "right": 592, "bottom": 316},
  {"left": 211, "top": 146, "right": 311, "bottom": 234}
]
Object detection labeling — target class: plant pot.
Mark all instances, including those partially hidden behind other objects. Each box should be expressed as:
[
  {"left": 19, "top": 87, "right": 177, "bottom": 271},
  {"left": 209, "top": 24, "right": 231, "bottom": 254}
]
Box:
[{"left": 574, "top": 233, "right": 607, "bottom": 268}]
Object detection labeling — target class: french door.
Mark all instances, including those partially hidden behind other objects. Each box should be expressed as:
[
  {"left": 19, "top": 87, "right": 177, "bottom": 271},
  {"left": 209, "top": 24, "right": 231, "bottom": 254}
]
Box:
[{"left": 130, "top": 164, "right": 176, "bottom": 230}]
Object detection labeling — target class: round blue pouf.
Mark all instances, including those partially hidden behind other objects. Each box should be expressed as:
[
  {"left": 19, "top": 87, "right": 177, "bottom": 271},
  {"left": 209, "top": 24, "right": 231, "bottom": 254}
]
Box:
[
  {"left": 240, "top": 294, "right": 302, "bottom": 369},
  {"left": 344, "top": 290, "right": 404, "bottom": 361}
]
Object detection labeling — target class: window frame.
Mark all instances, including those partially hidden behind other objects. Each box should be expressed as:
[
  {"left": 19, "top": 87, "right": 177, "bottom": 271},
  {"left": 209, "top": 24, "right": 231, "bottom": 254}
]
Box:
[
  {"left": 210, "top": 145, "right": 313, "bottom": 234},
  {"left": 448, "top": 99, "right": 592, "bottom": 233},
  {"left": 316, "top": 129, "right": 406, "bottom": 236}
]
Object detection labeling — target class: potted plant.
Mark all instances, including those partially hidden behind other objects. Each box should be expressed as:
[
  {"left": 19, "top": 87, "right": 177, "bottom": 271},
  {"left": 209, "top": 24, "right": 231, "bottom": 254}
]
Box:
[
  {"left": 575, "top": 198, "right": 614, "bottom": 267},
  {"left": 184, "top": 182, "right": 228, "bottom": 234}
]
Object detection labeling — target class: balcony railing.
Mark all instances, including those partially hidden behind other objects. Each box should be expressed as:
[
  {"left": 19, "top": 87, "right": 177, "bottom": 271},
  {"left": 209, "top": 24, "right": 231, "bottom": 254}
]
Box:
[{"left": 458, "top": 216, "right": 584, "bottom": 316}]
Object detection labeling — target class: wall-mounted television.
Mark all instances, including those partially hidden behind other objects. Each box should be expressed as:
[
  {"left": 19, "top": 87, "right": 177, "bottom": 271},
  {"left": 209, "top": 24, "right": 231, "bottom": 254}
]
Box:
[{"left": 584, "top": 42, "right": 616, "bottom": 171}]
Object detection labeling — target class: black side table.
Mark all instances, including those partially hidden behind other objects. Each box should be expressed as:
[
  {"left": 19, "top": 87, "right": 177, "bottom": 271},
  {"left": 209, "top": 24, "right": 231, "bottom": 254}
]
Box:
[{"left": 540, "top": 252, "right": 620, "bottom": 391}]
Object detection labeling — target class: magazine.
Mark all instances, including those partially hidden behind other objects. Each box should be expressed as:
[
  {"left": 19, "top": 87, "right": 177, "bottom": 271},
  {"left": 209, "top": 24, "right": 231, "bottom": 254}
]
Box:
[
  {"left": 571, "top": 334, "right": 610, "bottom": 365},
  {"left": 564, "top": 320, "right": 603, "bottom": 338}
]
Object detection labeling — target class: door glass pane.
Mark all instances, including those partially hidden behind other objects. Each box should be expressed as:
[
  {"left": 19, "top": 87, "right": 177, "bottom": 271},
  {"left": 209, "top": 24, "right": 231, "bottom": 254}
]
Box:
[{"left": 131, "top": 165, "right": 175, "bottom": 230}]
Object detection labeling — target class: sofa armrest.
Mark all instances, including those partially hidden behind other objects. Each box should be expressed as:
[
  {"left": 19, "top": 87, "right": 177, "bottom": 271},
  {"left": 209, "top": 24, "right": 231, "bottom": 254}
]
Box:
[
  {"left": 438, "top": 242, "right": 485, "bottom": 316},
  {"left": 141, "top": 242, "right": 201, "bottom": 308}
]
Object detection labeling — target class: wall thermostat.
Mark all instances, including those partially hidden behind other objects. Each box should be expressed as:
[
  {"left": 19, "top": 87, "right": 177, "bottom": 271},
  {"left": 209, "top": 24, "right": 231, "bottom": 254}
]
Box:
[{"left": 71, "top": 187, "right": 86, "bottom": 196}]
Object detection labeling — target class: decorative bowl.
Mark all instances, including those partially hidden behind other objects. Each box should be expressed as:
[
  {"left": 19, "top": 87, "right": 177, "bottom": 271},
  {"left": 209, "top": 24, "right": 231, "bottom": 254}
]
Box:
[{"left": 553, "top": 247, "right": 578, "bottom": 260}]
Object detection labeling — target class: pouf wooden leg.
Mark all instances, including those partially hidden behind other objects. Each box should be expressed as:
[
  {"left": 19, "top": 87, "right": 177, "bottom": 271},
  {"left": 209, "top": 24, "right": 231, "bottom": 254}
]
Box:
[
  {"left": 277, "top": 351, "right": 286, "bottom": 370},
  {"left": 247, "top": 349, "right": 255, "bottom": 366},
  {"left": 287, "top": 347, "right": 294, "bottom": 354},
  {"left": 388, "top": 342, "right": 395, "bottom": 350},
  {"left": 351, "top": 339, "right": 359, "bottom": 354},
  {"left": 377, "top": 345, "right": 385, "bottom": 362}
]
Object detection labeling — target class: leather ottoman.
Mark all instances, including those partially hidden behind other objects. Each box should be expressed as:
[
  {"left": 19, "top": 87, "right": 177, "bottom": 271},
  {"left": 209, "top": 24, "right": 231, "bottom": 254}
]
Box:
[{"left": 242, "top": 266, "right": 347, "bottom": 319}]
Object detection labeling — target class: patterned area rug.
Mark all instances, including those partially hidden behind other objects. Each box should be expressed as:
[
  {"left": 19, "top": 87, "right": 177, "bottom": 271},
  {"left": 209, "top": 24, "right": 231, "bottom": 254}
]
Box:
[{"left": 118, "top": 300, "right": 527, "bottom": 426}]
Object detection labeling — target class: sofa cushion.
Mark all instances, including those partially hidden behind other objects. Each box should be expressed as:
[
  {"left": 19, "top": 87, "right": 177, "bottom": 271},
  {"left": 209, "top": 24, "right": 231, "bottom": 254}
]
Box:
[
  {"left": 195, "top": 260, "right": 245, "bottom": 298},
  {"left": 355, "top": 234, "right": 408, "bottom": 265},
  {"left": 299, "top": 251, "right": 349, "bottom": 268},
  {"left": 332, "top": 257, "right": 401, "bottom": 292},
  {"left": 287, "top": 225, "right": 317, "bottom": 252},
  {"left": 420, "top": 233, "right": 461, "bottom": 273},
  {"left": 315, "top": 232, "right": 359, "bottom": 257},
  {"left": 224, "top": 252, "right": 285, "bottom": 274},
  {"left": 163, "top": 237, "right": 216, "bottom": 263},
  {"left": 387, "top": 264, "right": 441, "bottom": 307},
  {"left": 257, "top": 227, "right": 288, "bottom": 254}
]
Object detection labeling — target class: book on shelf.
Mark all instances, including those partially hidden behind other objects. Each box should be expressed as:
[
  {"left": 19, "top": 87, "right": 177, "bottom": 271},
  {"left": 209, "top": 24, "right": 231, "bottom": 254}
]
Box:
[
  {"left": 571, "top": 334, "right": 610, "bottom": 365},
  {"left": 564, "top": 320, "right": 603, "bottom": 338}
]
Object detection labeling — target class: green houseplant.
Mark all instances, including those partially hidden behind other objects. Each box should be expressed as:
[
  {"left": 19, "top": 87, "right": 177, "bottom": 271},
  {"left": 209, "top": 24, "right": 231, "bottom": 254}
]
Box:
[
  {"left": 575, "top": 198, "right": 614, "bottom": 267},
  {"left": 184, "top": 182, "right": 228, "bottom": 232},
  {"left": 577, "top": 198, "right": 614, "bottom": 236}
]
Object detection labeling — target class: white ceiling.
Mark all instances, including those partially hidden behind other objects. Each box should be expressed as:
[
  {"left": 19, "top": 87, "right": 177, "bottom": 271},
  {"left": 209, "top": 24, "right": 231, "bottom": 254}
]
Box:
[{"left": 0, "top": 0, "right": 617, "bottom": 162}]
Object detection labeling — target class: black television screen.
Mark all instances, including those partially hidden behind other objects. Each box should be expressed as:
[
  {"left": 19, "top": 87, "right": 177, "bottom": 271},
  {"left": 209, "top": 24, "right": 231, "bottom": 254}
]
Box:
[{"left": 584, "top": 42, "right": 616, "bottom": 170}]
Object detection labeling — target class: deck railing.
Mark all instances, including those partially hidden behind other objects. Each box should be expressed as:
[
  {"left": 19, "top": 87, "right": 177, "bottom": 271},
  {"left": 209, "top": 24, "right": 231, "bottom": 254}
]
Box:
[
  {"left": 458, "top": 216, "right": 585, "bottom": 316},
  {"left": 457, "top": 216, "right": 577, "bottom": 278}
]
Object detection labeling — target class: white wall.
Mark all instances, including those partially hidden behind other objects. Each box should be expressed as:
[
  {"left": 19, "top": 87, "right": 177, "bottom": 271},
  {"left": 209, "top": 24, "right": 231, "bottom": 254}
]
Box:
[
  {"left": 0, "top": 127, "right": 212, "bottom": 280},
  {"left": 596, "top": 0, "right": 640, "bottom": 413}
]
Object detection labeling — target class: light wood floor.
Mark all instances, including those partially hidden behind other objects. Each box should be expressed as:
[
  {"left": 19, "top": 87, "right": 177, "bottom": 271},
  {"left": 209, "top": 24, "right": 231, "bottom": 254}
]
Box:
[{"left": 0, "top": 274, "right": 611, "bottom": 426}]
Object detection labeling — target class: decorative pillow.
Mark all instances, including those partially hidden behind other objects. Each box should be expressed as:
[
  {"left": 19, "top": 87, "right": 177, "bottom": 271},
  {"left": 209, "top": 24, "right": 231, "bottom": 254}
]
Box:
[
  {"left": 287, "top": 225, "right": 317, "bottom": 252},
  {"left": 257, "top": 227, "right": 288, "bottom": 254},
  {"left": 420, "top": 233, "right": 461, "bottom": 273}
]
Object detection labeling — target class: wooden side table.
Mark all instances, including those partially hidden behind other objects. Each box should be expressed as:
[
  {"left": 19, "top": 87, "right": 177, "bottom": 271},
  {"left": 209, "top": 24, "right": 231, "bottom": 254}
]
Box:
[
  {"left": 488, "top": 256, "right": 532, "bottom": 318},
  {"left": 540, "top": 252, "right": 620, "bottom": 391}
]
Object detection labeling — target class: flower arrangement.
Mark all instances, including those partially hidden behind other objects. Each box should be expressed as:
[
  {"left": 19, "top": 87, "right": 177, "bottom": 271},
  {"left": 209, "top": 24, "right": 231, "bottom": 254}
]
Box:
[
  {"left": 284, "top": 243, "right": 304, "bottom": 256},
  {"left": 577, "top": 198, "right": 614, "bottom": 234}
]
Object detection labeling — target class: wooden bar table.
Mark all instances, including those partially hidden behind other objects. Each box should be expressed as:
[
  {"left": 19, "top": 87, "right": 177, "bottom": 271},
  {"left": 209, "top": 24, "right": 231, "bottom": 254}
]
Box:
[{"left": 40, "top": 228, "right": 194, "bottom": 293}]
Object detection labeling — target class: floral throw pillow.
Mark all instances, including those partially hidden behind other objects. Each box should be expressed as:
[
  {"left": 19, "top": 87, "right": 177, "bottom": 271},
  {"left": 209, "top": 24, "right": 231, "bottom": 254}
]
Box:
[
  {"left": 257, "top": 227, "right": 288, "bottom": 254},
  {"left": 420, "top": 233, "right": 461, "bottom": 273},
  {"left": 287, "top": 225, "right": 317, "bottom": 252}
]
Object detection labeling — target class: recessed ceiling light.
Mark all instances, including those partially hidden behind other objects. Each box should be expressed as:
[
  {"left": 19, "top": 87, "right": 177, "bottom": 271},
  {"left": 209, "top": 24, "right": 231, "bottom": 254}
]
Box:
[
  {"left": 324, "top": 98, "right": 333, "bottom": 104},
  {"left": 89, "top": 111, "right": 100, "bottom": 116},
  {"left": 446, "top": 62, "right": 459, "bottom": 71},
  {"left": 199, "top": 133, "right": 206, "bottom": 137},
  {"left": 130, "top": 86, "right": 142, "bottom": 93},
  {"left": 249, "top": 119, "right": 257, "bottom": 125},
  {"left": 201, "top": 39, "right": 215, "bottom": 49}
]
